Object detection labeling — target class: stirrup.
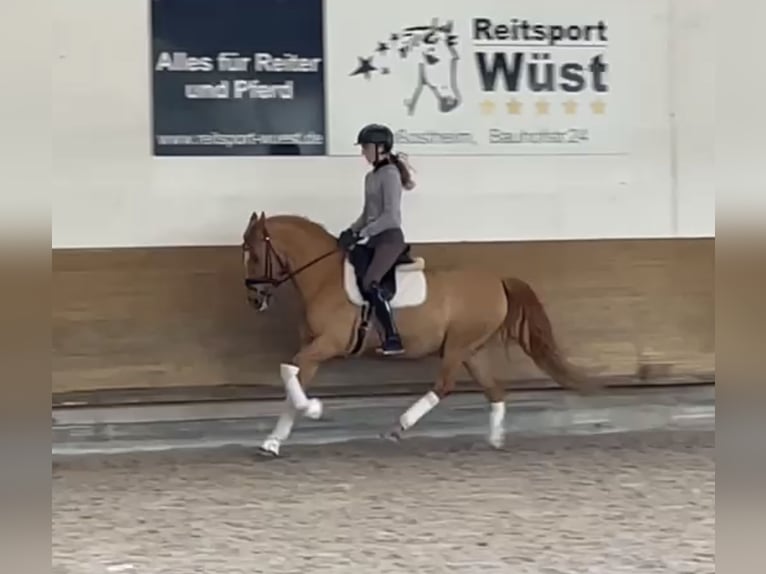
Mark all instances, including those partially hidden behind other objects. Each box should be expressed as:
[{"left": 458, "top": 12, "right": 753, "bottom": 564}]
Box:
[
  {"left": 376, "top": 335, "right": 405, "bottom": 356},
  {"left": 377, "top": 344, "right": 405, "bottom": 356}
]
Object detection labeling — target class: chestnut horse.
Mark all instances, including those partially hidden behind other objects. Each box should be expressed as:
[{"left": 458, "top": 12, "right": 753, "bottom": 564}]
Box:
[{"left": 242, "top": 212, "right": 597, "bottom": 456}]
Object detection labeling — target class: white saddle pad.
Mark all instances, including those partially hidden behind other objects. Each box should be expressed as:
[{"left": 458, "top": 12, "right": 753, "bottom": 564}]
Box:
[{"left": 343, "top": 257, "right": 427, "bottom": 309}]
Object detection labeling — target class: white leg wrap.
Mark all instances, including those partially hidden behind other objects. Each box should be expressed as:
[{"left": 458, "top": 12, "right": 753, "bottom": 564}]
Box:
[
  {"left": 280, "top": 363, "right": 322, "bottom": 420},
  {"left": 488, "top": 401, "right": 506, "bottom": 448},
  {"left": 260, "top": 400, "right": 297, "bottom": 456},
  {"left": 271, "top": 402, "right": 297, "bottom": 441},
  {"left": 280, "top": 363, "right": 307, "bottom": 409},
  {"left": 399, "top": 391, "right": 440, "bottom": 431}
]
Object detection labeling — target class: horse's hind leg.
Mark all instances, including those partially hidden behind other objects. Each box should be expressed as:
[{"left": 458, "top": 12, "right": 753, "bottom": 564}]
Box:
[
  {"left": 464, "top": 348, "right": 506, "bottom": 449},
  {"left": 385, "top": 347, "right": 464, "bottom": 440}
]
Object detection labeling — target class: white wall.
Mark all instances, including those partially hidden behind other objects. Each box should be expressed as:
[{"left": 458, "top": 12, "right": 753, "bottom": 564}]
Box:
[
  {"left": 51, "top": 0, "right": 714, "bottom": 249},
  {"left": 670, "top": 0, "right": 715, "bottom": 237}
]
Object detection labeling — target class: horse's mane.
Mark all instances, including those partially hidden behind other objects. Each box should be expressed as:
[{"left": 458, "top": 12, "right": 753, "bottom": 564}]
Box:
[{"left": 267, "top": 214, "right": 334, "bottom": 240}]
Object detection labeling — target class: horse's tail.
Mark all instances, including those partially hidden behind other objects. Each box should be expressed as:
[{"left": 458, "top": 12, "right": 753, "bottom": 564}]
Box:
[{"left": 500, "top": 278, "right": 601, "bottom": 393}]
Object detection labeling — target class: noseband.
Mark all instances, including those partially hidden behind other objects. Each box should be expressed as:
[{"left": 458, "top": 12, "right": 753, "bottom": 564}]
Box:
[{"left": 243, "top": 225, "right": 338, "bottom": 294}]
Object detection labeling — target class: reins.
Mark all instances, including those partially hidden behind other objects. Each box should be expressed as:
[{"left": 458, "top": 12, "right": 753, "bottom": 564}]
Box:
[{"left": 244, "top": 226, "right": 339, "bottom": 291}]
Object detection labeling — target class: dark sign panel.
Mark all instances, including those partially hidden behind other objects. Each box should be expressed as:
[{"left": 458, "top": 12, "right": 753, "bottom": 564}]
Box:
[{"left": 151, "top": 0, "right": 325, "bottom": 156}]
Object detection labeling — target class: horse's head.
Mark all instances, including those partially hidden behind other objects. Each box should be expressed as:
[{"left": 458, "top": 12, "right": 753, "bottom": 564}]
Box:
[
  {"left": 241, "top": 211, "right": 290, "bottom": 312},
  {"left": 352, "top": 19, "right": 461, "bottom": 115},
  {"left": 409, "top": 19, "right": 461, "bottom": 113},
  {"left": 241, "top": 212, "right": 340, "bottom": 311}
]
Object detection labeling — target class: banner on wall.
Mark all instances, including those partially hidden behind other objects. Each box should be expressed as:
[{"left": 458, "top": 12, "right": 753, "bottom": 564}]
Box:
[
  {"left": 325, "top": 0, "right": 629, "bottom": 156},
  {"left": 151, "top": 0, "right": 325, "bottom": 156}
]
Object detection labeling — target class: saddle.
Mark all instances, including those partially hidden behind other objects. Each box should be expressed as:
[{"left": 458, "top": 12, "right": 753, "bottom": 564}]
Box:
[{"left": 349, "top": 243, "right": 417, "bottom": 302}]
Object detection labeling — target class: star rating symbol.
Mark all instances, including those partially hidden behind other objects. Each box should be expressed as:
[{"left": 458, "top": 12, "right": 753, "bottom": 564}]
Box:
[
  {"left": 505, "top": 98, "right": 522, "bottom": 115},
  {"left": 591, "top": 99, "right": 607, "bottom": 114},
  {"left": 479, "top": 99, "right": 495, "bottom": 115},
  {"left": 376, "top": 42, "right": 389, "bottom": 55},
  {"left": 350, "top": 56, "right": 376, "bottom": 79},
  {"left": 472, "top": 97, "right": 606, "bottom": 116}
]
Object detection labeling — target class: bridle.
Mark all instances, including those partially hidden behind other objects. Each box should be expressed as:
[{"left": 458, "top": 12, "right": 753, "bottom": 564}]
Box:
[{"left": 243, "top": 224, "right": 338, "bottom": 296}]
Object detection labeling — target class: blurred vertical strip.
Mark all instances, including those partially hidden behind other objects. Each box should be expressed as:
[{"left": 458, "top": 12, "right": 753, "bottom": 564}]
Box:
[
  {"left": 715, "top": 0, "right": 766, "bottom": 571},
  {"left": 0, "top": 0, "right": 51, "bottom": 570}
]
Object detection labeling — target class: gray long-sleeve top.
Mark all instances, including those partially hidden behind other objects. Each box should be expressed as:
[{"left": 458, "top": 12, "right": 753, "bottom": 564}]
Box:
[{"left": 349, "top": 163, "right": 403, "bottom": 238}]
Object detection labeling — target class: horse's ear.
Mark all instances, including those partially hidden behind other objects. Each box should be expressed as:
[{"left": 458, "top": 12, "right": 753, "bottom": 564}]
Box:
[
  {"left": 249, "top": 211, "right": 259, "bottom": 222},
  {"left": 252, "top": 210, "right": 267, "bottom": 232}
]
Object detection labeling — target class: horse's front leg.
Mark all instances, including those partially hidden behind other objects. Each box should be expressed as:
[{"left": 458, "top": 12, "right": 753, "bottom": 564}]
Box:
[
  {"left": 259, "top": 400, "right": 298, "bottom": 457},
  {"left": 298, "top": 317, "right": 313, "bottom": 347},
  {"left": 280, "top": 362, "right": 323, "bottom": 420},
  {"left": 259, "top": 335, "right": 342, "bottom": 456}
]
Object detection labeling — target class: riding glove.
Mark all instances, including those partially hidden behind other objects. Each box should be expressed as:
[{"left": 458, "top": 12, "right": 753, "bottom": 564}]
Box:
[{"left": 338, "top": 228, "right": 360, "bottom": 251}]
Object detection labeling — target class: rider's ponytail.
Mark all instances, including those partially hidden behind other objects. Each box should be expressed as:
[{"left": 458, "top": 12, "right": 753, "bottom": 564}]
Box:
[{"left": 391, "top": 152, "right": 416, "bottom": 190}]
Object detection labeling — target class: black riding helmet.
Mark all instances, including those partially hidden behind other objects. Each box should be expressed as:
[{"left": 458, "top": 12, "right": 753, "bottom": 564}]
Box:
[{"left": 356, "top": 123, "right": 394, "bottom": 153}]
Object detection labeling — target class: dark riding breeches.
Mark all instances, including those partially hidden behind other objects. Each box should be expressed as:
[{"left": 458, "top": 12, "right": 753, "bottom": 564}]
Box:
[{"left": 361, "top": 227, "right": 406, "bottom": 292}]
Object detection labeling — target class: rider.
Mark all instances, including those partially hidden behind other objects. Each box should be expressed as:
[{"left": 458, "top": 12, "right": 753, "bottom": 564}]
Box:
[{"left": 337, "top": 123, "right": 416, "bottom": 356}]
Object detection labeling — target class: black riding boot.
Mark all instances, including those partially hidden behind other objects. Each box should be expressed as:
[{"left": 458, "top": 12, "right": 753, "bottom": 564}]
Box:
[{"left": 366, "top": 282, "right": 405, "bottom": 356}]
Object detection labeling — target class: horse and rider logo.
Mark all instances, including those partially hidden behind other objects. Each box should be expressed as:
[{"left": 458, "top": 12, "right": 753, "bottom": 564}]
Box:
[{"left": 349, "top": 18, "right": 462, "bottom": 116}]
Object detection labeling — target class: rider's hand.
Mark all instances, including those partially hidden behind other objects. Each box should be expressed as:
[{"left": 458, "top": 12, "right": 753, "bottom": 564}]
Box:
[{"left": 337, "top": 228, "right": 359, "bottom": 251}]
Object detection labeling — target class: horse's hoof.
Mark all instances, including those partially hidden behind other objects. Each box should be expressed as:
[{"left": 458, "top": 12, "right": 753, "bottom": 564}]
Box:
[
  {"left": 257, "top": 448, "right": 279, "bottom": 458},
  {"left": 304, "top": 398, "right": 323, "bottom": 420},
  {"left": 381, "top": 429, "right": 402, "bottom": 442},
  {"left": 258, "top": 439, "right": 281, "bottom": 457},
  {"left": 488, "top": 434, "right": 505, "bottom": 450}
]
